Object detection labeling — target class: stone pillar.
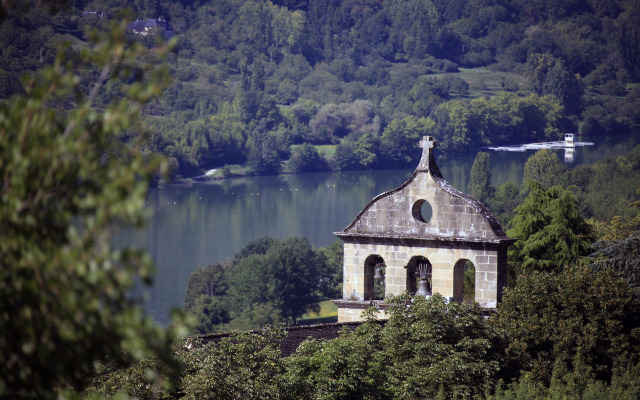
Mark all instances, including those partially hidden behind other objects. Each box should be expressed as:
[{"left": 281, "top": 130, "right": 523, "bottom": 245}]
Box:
[{"left": 342, "top": 242, "right": 361, "bottom": 300}]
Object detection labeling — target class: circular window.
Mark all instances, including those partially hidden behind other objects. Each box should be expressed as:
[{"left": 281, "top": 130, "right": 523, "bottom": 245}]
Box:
[{"left": 412, "top": 199, "right": 432, "bottom": 223}]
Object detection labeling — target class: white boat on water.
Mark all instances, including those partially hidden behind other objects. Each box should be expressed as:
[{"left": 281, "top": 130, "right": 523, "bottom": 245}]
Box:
[
  {"left": 485, "top": 134, "right": 594, "bottom": 163},
  {"left": 486, "top": 134, "right": 594, "bottom": 152}
]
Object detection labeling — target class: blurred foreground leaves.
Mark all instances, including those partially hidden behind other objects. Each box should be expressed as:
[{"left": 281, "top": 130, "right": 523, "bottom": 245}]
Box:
[{"left": 0, "top": 19, "right": 188, "bottom": 399}]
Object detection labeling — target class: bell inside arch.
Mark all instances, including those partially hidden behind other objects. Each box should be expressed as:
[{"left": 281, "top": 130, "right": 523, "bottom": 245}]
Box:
[
  {"left": 373, "top": 264, "right": 385, "bottom": 279},
  {"left": 416, "top": 279, "right": 431, "bottom": 297},
  {"left": 415, "top": 259, "right": 432, "bottom": 296}
]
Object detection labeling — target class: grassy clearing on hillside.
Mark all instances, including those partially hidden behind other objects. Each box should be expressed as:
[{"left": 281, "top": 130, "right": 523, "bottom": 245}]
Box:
[
  {"left": 300, "top": 299, "right": 338, "bottom": 325},
  {"left": 290, "top": 144, "right": 337, "bottom": 159},
  {"left": 435, "top": 67, "right": 527, "bottom": 95},
  {"left": 314, "top": 145, "right": 337, "bottom": 158},
  {"left": 418, "top": 67, "right": 525, "bottom": 97}
]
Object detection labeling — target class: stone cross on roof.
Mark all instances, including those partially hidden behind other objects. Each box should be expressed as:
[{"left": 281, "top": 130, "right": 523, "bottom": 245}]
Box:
[{"left": 417, "top": 135, "right": 436, "bottom": 171}]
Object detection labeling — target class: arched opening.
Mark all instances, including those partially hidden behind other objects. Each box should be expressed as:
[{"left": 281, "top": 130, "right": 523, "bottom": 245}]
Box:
[
  {"left": 364, "top": 254, "right": 386, "bottom": 300},
  {"left": 405, "top": 256, "right": 432, "bottom": 296},
  {"left": 453, "top": 259, "right": 475, "bottom": 304}
]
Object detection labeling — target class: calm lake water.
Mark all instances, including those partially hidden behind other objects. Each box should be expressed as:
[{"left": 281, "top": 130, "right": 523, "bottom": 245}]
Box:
[{"left": 115, "top": 133, "right": 640, "bottom": 325}]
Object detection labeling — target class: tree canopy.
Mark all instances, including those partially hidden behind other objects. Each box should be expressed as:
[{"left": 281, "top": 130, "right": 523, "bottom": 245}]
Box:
[
  {"left": 468, "top": 151, "right": 493, "bottom": 203},
  {"left": 88, "top": 284, "right": 640, "bottom": 400},
  {"left": 184, "top": 236, "right": 341, "bottom": 333},
  {"left": 523, "top": 150, "right": 567, "bottom": 189},
  {"left": 507, "top": 181, "right": 596, "bottom": 278},
  {"left": 492, "top": 266, "right": 640, "bottom": 384}
]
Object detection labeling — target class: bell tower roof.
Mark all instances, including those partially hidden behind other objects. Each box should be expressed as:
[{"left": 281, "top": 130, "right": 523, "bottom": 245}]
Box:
[{"left": 335, "top": 136, "right": 513, "bottom": 246}]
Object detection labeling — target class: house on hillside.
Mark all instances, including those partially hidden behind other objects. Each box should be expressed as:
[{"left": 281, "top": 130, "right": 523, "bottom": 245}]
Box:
[
  {"left": 333, "top": 136, "right": 515, "bottom": 322},
  {"left": 127, "top": 17, "right": 173, "bottom": 40}
]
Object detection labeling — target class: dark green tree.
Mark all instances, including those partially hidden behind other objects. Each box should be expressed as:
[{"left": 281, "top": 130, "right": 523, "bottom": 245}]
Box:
[
  {"left": 523, "top": 150, "right": 567, "bottom": 189},
  {"left": 589, "top": 229, "right": 640, "bottom": 298},
  {"left": 507, "top": 182, "right": 596, "bottom": 277},
  {"left": 184, "top": 263, "right": 231, "bottom": 334},
  {"left": 189, "top": 296, "right": 232, "bottom": 335},
  {"left": 0, "top": 68, "right": 22, "bottom": 98},
  {"left": 235, "top": 236, "right": 280, "bottom": 259},
  {"left": 222, "top": 302, "right": 287, "bottom": 332},
  {"left": 488, "top": 181, "right": 525, "bottom": 226},
  {"left": 385, "top": 0, "right": 450, "bottom": 59},
  {"left": 380, "top": 115, "right": 433, "bottom": 169},
  {"left": 317, "top": 240, "right": 343, "bottom": 299},
  {"left": 463, "top": 261, "right": 476, "bottom": 303},
  {"left": 525, "top": 53, "right": 583, "bottom": 115},
  {"left": 468, "top": 151, "right": 494, "bottom": 203},
  {"left": 282, "top": 311, "right": 386, "bottom": 400},
  {"left": 406, "top": 76, "right": 448, "bottom": 117},
  {"left": 487, "top": 362, "right": 640, "bottom": 400},
  {"left": 379, "top": 294, "right": 504, "bottom": 399},
  {"left": 184, "top": 263, "right": 228, "bottom": 310},
  {"left": 247, "top": 124, "right": 281, "bottom": 175},
  {"left": 288, "top": 143, "right": 329, "bottom": 173},
  {"left": 333, "top": 132, "right": 378, "bottom": 171},
  {"left": 225, "top": 237, "right": 323, "bottom": 325},
  {"left": 277, "top": 78, "right": 299, "bottom": 105},
  {"left": 179, "top": 327, "right": 287, "bottom": 400},
  {"left": 616, "top": 5, "right": 640, "bottom": 80},
  {"left": 285, "top": 294, "right": 504, "bottom": 399},
  {"left": 205, "top": 106, "right": 249, "bottom": 165}
]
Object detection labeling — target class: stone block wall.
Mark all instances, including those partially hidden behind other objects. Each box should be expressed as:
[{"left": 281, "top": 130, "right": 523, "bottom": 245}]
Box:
[
  {"left": 345, "top": 173, "right": 505, "bottom": 241},
  {"left": 337, "top": 305, "right": 388, "bottom": 322},
  {"left": 342, "top": 241, "right": 506, "bottom": 312}
]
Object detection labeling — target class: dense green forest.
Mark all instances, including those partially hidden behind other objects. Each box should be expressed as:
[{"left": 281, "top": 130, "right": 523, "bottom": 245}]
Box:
[{"left": 1, "top": 0, "right": 639, "bottom": 178}]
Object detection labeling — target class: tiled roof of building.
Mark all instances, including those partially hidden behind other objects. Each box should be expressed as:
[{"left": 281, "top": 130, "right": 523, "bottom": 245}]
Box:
[{"left": 197, "top": 321, "right": 366, "bottom": 356}]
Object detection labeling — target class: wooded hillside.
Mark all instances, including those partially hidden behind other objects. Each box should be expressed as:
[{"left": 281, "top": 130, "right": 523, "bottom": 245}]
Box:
[{"left": 1, "top": 0, "right": 639, "bottom": 178}]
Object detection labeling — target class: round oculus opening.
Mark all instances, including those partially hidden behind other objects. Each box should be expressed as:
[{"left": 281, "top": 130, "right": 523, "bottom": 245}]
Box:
[{"left": 412, "top": 199, "right": 432, "bottom": 223}]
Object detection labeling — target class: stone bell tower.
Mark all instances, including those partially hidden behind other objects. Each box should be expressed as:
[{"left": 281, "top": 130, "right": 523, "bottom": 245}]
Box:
[{"left": 333, "top": 136, "right": 515, "bottom": 322}]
